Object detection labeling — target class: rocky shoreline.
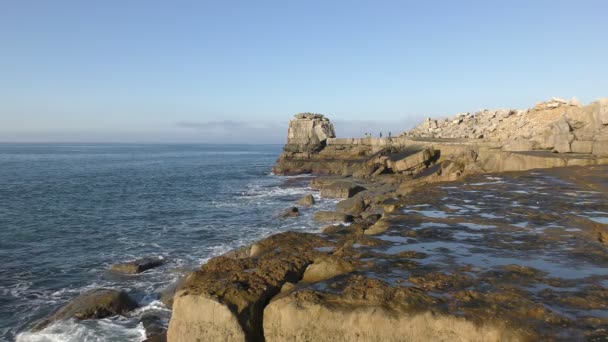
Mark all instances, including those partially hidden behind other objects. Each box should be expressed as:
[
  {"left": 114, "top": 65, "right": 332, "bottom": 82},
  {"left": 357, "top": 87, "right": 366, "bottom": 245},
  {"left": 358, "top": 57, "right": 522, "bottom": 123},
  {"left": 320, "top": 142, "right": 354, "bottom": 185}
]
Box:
[{"left": 33, "top": 98, "right": 608, "bottom": 341}]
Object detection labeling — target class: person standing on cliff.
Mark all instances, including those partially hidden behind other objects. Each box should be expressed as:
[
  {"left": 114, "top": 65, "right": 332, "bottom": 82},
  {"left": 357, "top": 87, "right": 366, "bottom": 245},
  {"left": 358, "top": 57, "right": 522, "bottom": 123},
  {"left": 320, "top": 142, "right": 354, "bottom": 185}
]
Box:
[{"left": 379, "top": 132, "right": 383, "bottom": 138}]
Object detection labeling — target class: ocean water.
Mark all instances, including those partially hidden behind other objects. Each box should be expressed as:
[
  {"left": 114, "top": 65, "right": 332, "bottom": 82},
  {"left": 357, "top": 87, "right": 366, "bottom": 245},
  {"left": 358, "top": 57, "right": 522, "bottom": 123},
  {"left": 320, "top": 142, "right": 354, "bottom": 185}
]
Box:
[{"left": 0, "top": 144, "right": 336, "bottom": 341}]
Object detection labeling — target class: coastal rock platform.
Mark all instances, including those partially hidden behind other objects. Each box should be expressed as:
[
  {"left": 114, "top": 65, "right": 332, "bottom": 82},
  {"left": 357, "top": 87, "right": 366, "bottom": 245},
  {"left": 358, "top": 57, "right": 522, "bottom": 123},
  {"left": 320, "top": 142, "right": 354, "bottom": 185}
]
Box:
[{"left": 167, "top": 98, "right": 608, "bottom": 341}]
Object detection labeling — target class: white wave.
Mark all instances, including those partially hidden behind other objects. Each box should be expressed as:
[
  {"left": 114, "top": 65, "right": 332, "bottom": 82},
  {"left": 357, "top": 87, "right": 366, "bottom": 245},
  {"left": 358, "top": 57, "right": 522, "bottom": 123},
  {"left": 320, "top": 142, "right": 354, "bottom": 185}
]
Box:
[
  {"left": 469, "top": 180, "right": 506, "bottom": 186},
  {"left": 241, "top": 186, "right": 312, "bottom": 198},
  {"left": 17, "top": 318, "right": 146, "bottom": 342}
]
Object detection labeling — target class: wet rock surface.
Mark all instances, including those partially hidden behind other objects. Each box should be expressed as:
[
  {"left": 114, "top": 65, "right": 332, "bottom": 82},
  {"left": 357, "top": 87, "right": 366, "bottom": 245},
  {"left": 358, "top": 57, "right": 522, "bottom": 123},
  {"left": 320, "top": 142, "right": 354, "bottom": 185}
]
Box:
[
  {"left": 281, "top": 206, "right": 300, "bottom": 218},
  {"left": 168, "top": 165, "right": 608, "bottom": 341},
  {"left": 167, "top": 232, "right": 335, "bottom": 342},
  {"left": 110, "top": 256, "right": 165, "bottom": 274},
  {"left": 170, "top": 103, "right": 608, "bottom": 341},
  {"left": 295, "top": 194, "right": 315, "bottom": 206},
  {"left": 34, "top": 288, "right": 138, "bottom": 331}
]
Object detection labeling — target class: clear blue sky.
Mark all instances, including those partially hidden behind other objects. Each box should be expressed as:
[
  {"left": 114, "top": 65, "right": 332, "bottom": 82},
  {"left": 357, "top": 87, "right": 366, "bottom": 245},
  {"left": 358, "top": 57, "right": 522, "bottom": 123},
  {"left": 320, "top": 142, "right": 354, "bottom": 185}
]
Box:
[{"left": 1, "top": 0, "right": 607, "bottom": 143}]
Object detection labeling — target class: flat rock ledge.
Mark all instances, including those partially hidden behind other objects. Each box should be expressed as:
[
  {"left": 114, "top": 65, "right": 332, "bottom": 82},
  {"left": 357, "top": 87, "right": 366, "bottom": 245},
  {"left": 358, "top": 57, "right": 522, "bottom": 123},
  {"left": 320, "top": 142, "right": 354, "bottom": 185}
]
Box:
[{"left": 264, "top": 292, "right": 519, "bottom": 342}]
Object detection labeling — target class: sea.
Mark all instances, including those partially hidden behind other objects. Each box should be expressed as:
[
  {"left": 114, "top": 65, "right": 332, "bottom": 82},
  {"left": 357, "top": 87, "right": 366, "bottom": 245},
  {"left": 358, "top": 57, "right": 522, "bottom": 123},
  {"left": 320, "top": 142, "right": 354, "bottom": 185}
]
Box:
[{"left": 0, "top": 144, "right": 337, "bottom": 341}]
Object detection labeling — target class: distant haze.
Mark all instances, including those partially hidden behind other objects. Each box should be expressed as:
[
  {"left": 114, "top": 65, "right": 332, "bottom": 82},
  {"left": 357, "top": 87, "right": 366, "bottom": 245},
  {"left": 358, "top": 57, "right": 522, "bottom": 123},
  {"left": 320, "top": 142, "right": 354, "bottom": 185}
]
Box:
[{"left": 1, "top": 1, "right": 607, "bottom": 143}]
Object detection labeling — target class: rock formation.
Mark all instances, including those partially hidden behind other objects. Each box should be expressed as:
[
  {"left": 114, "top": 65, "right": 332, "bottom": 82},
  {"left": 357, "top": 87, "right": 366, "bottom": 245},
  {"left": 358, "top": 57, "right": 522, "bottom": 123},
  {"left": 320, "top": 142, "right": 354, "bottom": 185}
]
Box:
[
  {"left": 283, "top": 113, "right": 335, "bottom": 153},
  {"left": 34, "top": 289, "right": 138, "bottom": 331},
  {"left": 402, "top": 97, "right": 608, "bottom": 156},
  {"left": 273, "top": 98, "right": 608, "bottom": 181},
  {"left": 111, "top": 256, "right": 164, "bottom": 274},
  {"left": 166, "top": 97, "right": 608, "bottom": 342}
]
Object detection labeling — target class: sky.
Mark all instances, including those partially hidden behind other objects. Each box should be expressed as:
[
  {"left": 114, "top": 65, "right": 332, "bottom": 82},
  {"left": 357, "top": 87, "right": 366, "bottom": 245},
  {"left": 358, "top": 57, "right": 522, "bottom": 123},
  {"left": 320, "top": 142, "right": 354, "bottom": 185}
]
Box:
[{"left": 1, "top": 0, "right": 607, "bottom": 143}]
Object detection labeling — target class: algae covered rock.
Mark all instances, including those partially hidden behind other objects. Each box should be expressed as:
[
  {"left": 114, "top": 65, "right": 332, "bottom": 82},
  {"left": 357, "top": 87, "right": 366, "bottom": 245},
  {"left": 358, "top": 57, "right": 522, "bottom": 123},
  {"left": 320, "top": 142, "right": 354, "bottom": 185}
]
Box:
[
  {"left": 335, "top": 196, "right": 366, "bottom": 216},
  {"left": 167, "top": 232, "right": 334, "bottom": 342},
  {"left": 313, "top": 211, "right": 353, "bottom": 223}
]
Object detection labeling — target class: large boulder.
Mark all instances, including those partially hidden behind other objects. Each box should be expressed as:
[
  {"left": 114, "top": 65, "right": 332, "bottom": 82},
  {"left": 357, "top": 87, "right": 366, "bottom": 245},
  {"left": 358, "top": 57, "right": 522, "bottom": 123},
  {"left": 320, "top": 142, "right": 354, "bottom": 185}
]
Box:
[
  {"left": 34, "top": 289, "right": 138, "bottom": 330},
  {"left": 387, "top": 146, "right": 436, "bottom": 173},
  {"left": 314, "top": 211, "right": 353, "bottom": 223},
  {"left": 111, "top": 257, "right": 164, "bottom": 274},
  {"left": 319, "top": 181, "right": 366, "bottom": 198},
  {"left": 284, "top": 113, "right": 335, "bottom": 153},
  {"left": 296, "top": 194, "right": 315, "bottom": 206},
  {"left": 335, "top": 196, "right": 366, "bottom": 216}
]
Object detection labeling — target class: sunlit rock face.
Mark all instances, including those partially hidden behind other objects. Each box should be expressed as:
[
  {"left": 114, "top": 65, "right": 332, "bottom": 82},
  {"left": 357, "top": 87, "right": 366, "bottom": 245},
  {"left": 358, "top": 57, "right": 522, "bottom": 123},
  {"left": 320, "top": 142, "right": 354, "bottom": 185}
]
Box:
[{"left": 284, "top": 113, "right": 336, "bottom": 153}]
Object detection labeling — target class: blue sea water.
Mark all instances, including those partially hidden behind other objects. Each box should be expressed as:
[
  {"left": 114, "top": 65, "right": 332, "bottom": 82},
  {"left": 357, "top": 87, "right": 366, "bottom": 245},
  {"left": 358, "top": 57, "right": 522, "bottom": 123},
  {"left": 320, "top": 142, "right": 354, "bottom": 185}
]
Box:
[{"left": 0, "top": 144, "right": 335, "bottom": 341}]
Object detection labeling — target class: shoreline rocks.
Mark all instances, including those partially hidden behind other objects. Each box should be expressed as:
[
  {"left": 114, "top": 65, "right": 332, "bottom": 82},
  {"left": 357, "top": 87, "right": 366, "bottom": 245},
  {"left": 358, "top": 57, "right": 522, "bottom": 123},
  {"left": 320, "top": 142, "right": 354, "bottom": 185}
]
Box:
[
  {"left": 282, "top": 207, "right": 300, "bottom": 218},
  {"left": 111, "top": 257, "right": 164, "bottom": 274},
  {"left": 295, "top": 194, "right": 315, "bottom": 206},
  {"left": 34, "top": 289, "right": 138, "bottom": 331},
  {"left": 165, "top": 99, "right": 608, "bottom": 341}
]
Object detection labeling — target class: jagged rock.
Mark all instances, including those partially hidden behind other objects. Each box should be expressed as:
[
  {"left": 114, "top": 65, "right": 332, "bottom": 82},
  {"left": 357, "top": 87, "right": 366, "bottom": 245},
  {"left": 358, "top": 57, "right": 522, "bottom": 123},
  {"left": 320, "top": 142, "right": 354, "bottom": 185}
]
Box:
[
  {"left": 110, "top": 257, "right": 164, "bottom": 274},
  {"left": 314, "top": 211, "right": 353, "bottom": 223},
  {"left": 284, "top": 113, "right": 335, "bottom": 153},
  {"left": 282, "top": 207, "right": 300, "bottom": 218},
  {"left": 34, "top": 289, "right": 138, "bottom": 330},
  {"left": 402, "top": 97, "right": 607, "bottom": 157},
  {"left": 296, "top": 194, "right": 315, "bottom": 206}
]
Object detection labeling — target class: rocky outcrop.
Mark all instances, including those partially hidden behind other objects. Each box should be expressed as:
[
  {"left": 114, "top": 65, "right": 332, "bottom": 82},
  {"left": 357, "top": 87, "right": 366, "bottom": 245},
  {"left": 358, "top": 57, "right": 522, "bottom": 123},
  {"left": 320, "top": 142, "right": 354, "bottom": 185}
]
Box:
[
  {"left": 273, "top": 114, "right": 372, "bottom": 175},
  {"left": 167, "top": 232, "right": 334, "bottom": 342},
  {"left": 111, "top": 257, "right": 164, "bottom": 274},
  {"left": 283, "top": 113, "right": 335, "bottom": 153},
  {"left": 34, "top": 289, "right": 138, "bottom": 330},
  {"left": 264, "top": 283, "right": 521, "bottom": 341},
  {"left": 403, "top": 97, "right": 608, "bottom": 156},
  {"left": 167, "top": 99, "right": 608, "bottom": 342}
]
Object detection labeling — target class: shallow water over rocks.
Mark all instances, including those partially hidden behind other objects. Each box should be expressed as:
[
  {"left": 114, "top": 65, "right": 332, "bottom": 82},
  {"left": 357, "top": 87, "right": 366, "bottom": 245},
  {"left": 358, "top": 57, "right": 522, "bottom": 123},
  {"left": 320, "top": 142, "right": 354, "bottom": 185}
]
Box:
[{"left": 295, "top": 166, "right": 608, "bottom": 340}]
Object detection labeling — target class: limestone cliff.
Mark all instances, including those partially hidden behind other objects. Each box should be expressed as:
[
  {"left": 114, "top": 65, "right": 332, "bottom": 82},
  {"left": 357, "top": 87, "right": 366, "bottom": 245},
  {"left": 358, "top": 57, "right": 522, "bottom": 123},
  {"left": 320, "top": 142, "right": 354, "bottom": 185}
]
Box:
[
  {"left": 283, "top": 113, "right": 335, "bottom": 153},
  {"left": 402, "top": 97, "right": 608, "bottom": 155},
  {"left": 273, "top": 98, "right": 608, "bottom": 180}
]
